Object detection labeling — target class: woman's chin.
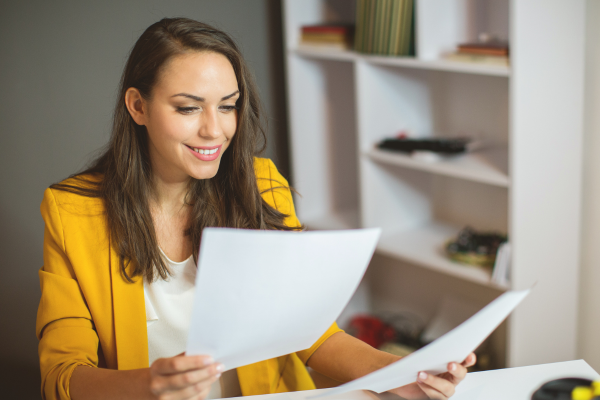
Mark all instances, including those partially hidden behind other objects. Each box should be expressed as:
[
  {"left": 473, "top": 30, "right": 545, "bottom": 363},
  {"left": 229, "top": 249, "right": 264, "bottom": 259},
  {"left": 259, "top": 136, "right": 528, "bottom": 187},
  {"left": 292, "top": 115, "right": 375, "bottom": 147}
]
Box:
[{"left": 188, "top": 163, "right": 220, "bottom": 180}]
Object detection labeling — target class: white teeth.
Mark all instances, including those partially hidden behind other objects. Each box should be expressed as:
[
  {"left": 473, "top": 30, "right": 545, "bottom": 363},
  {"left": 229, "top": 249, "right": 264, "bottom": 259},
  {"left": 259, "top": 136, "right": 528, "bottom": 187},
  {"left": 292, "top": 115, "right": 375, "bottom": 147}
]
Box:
[{"left": 192, "top": 147, "right": 218, "bottom": 155}]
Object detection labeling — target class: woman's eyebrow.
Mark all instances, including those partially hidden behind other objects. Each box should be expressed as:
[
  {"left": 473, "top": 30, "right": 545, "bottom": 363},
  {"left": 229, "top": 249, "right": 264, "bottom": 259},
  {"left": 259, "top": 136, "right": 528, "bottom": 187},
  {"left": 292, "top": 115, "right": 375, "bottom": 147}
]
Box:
[
  {"left": 171, "top": 93, "right": 204, "bottom": 101},
  {"left": 221, "top": 90, "right": 240, "bottom": 100},
  {"left": 171, "top": 90, "right": 240, "bottom": 102}
]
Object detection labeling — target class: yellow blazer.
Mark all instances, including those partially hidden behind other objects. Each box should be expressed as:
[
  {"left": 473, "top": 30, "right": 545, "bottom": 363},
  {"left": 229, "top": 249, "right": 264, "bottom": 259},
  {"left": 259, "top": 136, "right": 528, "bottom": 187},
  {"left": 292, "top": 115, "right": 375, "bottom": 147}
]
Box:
[{"left": 36, "top": 157, "right": 342, "bottom": 400}]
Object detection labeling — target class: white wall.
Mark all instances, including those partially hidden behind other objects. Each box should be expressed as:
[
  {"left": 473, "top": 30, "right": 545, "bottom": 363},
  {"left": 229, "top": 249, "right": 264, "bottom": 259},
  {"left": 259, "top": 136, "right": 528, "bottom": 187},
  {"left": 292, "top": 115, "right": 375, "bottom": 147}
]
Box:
[{"left": 578, "top": 0, "right": 600, "bottom": 371}]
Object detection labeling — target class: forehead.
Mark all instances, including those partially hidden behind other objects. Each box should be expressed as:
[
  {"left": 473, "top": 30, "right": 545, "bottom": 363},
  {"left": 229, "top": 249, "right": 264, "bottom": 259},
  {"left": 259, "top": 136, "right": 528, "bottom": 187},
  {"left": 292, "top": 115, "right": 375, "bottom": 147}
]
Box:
[{"left": 155, "top": 51, "right": 238, "bottom": 96}]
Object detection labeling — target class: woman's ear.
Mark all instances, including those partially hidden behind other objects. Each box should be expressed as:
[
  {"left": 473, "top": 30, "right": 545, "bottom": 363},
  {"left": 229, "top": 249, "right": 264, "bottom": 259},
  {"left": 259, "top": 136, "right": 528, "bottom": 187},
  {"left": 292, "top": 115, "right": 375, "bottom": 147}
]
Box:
[{"left": 124, "top": 87, "right": 148, "bottom": 126}]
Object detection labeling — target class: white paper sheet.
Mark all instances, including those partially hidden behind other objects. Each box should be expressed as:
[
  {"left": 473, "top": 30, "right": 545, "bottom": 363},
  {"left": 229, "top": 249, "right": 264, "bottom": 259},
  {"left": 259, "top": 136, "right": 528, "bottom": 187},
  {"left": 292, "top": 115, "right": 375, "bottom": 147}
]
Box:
[
  {"left": 185, "top": 227, "right": 381, "bottom": 370},
  {"left": 309, "top": 289, "right": 530, "bottom": 398}
]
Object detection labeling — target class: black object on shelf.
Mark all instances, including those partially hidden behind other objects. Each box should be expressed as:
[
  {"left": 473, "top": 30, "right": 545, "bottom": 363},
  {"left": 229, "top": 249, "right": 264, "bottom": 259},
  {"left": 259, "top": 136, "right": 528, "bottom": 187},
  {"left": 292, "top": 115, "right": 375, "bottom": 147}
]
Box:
[
  {"left": 446, "top": 226, "right": 508, "bottom": 267},
  {"left": 377, "top": 137, "right": 471, "bottom": 155}
]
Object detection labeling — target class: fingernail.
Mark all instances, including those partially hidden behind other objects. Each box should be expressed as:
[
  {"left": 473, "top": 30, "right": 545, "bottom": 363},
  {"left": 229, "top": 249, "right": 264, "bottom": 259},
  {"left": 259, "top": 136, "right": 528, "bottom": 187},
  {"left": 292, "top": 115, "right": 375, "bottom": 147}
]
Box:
[
  {"left": 216, "top": 363, "right": 224, "bottom": 372},
  {"left": 215, "top": 372, "right": 222, "bottom": 379},
  {"left": 418, "top": 372, "right": 428, "bottom": 381},
  {"left": 203, "top": 357, "right": 214, "bottom": 366},
  {"left": 450, "top": 363, "right": 457, "bottom": 371}
]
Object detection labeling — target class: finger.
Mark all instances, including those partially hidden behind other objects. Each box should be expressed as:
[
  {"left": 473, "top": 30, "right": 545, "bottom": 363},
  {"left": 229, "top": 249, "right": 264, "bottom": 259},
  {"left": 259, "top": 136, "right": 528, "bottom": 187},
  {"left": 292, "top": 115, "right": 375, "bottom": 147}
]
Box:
[
  {"left": 417, "top": 372, "right": 455, "bottom": 399},
  {"left": 192, "top": 387, "right": 211, "bottom": 400},
  {"left": 446, "top": 362, "right": 468, "bottom": 383},
  {"left": 189, "top": 386, "right": 212, "bottom": 400},
  {"left": 152, "top": 355, "right": 214, "bottom": 375},
  {"left": 152, "top": 363, "right": 223, "bottom": 392},
  {"left": 162, "top": 379, "right": 216, "bottom": 400},
  {"left": 462, "top": 353, "right": 477, "bottom": 368},
  {"left": 415, "top": 381, "right": 447, "bottom": 400}
]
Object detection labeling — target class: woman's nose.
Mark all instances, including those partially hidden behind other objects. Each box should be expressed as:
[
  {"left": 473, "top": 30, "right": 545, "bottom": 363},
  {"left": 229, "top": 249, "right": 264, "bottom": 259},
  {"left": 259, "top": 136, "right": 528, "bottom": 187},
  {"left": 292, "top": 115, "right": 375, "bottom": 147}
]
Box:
[{"left": 199, "top": 108, "right": 222, "bottom": 139}]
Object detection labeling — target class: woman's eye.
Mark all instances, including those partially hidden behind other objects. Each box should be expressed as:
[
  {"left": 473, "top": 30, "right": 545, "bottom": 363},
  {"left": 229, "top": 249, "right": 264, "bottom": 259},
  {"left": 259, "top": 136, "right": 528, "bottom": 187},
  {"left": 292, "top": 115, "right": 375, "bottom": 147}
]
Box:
[
  {"left": 220, "top": 105, "right": 239, "bottom": 113},
  {"left": 176, "top": 106, "right": 200, "bottom": 114}
]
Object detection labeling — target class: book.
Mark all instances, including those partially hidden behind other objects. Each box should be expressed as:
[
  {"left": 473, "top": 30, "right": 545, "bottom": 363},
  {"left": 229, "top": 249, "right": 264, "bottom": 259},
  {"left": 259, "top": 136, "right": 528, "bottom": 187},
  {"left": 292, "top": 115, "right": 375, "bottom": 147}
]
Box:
[
  {"left": 298, "top": 42, "right": 349, "bottom": 51},
  {"left": 302, "top": 26, "right": 350, "bottom": 34},
  {"left": 299, "top": 24, "right": 354, "bottom": 50},
  {"left": 387, "top": 0, "right": 400, "bottom": 54},
  {"left": 373, "top": 0, "right": 382, "bottom": 54},
  {"left": 354, "top": 0, "right": 366, "bottom": 52},
  {"left": 366, "top": 0, "right": 377, "bottom": 53},
  {"left": 444, "top": 52, "right": 510, "bottom": 66},
  {"left": 355, "top": 0, "right": 414, "bottom": 56},
  {"left": 457, "top": 42, "right": 509, "bottom": 57},
  {"left": 301, "top": 33, "right": 349, "bottom": 44},
  {"left": 381, "top": 0, "right": 393, "bottom": 54}
]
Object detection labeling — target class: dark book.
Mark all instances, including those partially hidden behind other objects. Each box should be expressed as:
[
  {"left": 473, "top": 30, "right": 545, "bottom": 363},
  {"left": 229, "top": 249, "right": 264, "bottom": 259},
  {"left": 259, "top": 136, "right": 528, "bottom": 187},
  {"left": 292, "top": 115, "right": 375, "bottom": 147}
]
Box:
[{"left": 301, "top": 25, "right": 353, "bottom": 35}]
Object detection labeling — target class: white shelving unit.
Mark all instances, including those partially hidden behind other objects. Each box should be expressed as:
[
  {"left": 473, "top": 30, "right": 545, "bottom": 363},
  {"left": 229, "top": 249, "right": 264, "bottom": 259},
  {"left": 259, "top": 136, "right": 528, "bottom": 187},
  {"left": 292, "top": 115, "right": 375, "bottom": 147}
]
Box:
[{"left": 282, "top": 0, "right": 585, "bottom": 369}]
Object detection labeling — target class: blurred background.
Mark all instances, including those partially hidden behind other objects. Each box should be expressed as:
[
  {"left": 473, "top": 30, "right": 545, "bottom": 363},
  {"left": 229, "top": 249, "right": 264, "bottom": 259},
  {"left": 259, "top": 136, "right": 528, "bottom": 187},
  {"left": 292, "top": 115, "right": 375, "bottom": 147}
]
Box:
[{"left": 1, "top": 0, "right": 599, "bottom": 399}]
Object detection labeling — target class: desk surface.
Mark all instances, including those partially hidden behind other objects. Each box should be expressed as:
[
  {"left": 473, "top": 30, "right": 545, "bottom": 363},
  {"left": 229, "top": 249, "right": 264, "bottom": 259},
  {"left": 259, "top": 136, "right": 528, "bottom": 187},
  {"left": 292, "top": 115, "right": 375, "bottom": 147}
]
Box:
[
  {"left": 452, "top": 359, "right": 599, "bottom": 399},
  {"left": 234, "top": 360, "right": 599, "bottom": 400}
]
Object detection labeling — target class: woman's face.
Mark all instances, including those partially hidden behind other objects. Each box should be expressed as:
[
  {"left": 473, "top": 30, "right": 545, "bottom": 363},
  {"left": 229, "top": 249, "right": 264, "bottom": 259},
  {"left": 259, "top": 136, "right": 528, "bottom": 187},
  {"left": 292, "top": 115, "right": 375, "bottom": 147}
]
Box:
[{"left": 128, "top": 51, "right": 240, "bottom": 182}]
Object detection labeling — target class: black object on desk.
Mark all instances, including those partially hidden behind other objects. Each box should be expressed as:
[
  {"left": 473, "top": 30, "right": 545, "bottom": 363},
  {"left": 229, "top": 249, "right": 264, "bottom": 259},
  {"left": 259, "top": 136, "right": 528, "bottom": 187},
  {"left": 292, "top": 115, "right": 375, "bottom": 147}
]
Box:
[{"left": 531, "top": 378, "right": 594, "bottom": 400}]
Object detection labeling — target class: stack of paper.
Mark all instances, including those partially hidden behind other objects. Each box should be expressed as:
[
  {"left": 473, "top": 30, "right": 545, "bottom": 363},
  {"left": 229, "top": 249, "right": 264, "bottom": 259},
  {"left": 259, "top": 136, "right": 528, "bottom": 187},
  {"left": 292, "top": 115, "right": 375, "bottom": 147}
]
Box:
[{"left": 185, "top": 227, "right": 529, "bottom": 397}]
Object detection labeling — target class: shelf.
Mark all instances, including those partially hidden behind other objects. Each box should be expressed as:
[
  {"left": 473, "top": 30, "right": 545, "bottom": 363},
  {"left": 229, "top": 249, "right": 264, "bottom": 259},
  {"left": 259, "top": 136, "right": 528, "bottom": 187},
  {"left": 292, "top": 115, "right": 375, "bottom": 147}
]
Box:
[
  {"left": 365, "top": 55, "right": 510, "bottom": 77},
  {"left": 291, "top": 47, "right": 510, "bottom": 77},
  {"left": 376, "top": 221, "right": 509, "bottom": 290},
  {"left": 364, "top": 147, "right": 510, "bottom": 188},
  {"left": 303, "top": 209, "right": 360, "bottom": 231}
]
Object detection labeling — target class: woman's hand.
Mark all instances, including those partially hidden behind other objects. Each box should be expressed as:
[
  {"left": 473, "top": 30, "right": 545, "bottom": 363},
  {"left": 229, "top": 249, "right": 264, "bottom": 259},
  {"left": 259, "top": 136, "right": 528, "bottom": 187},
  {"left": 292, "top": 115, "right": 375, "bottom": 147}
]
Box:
[
  {"left": 306, "top": 333, "right": 475, "bottom": 399},
  {"left": 388, "top": 353, "right": 477, "bottom": 399},
  {"left": 149, "top": 354, "right": 223, "bottom": 400}
]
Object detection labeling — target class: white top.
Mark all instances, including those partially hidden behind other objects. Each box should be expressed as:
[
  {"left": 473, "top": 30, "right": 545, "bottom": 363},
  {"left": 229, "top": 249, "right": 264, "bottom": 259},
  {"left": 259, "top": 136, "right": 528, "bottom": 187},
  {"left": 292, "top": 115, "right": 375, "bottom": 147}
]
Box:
[{"left": 144, "top": 249, "right": 241, "bottom": 399}]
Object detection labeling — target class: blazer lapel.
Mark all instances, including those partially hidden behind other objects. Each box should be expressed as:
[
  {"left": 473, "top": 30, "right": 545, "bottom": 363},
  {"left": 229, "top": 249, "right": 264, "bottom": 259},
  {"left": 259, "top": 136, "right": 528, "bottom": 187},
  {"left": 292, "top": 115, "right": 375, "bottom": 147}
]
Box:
[{"left": 110, "top": 245, "right": 149, "bottom": 370}]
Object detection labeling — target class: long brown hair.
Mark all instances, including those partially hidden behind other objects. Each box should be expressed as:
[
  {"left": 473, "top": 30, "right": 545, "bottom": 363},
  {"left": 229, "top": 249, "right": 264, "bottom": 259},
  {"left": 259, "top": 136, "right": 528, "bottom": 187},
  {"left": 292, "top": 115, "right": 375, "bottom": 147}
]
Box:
[{"left": 51, "top": 18, "right": 299, "bottom": 282}]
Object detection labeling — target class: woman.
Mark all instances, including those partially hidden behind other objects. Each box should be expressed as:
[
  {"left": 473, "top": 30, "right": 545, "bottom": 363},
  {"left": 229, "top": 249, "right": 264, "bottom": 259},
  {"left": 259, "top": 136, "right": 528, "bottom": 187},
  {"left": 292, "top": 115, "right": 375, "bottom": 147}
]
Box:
[{"left": 36, "top": 18, "right": 475, "bottom": 400}]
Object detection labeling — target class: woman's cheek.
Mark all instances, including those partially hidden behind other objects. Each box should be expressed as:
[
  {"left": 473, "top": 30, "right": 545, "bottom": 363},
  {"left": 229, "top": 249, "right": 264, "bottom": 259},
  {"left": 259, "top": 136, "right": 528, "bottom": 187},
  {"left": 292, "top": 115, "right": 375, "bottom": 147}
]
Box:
[
  {"left": 224, "top": 115, "right": 237, "bottom": 140},
  {"left": 152, "top": 117, "right": 179, "bottom": 143},
  {"left": 173, "top": 117, "right": 199, "bottom": 139}
]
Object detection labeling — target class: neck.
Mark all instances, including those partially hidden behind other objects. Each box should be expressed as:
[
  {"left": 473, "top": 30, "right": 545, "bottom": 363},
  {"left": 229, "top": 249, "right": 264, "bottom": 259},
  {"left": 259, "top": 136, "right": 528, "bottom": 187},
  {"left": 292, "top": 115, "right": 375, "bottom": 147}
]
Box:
[
  {"left": 151, "top": 174, "right": 190, "bottom": 214},
  {"left": 148, "top": 148, "right": 191, "bottom": 214}
]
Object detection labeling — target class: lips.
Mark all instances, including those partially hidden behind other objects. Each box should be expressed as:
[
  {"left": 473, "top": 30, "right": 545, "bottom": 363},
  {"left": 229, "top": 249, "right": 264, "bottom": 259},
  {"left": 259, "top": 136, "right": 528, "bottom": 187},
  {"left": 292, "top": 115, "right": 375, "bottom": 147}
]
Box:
[{"left": 186, "top": 144, "right": 222, "bottom": 161}]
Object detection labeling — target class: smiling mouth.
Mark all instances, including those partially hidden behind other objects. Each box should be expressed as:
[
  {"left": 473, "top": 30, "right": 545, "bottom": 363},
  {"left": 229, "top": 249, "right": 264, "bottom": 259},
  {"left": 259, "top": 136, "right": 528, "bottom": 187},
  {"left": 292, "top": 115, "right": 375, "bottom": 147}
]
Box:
[{"left": 185, "top": 145, "right": 221, "bottom": 155}]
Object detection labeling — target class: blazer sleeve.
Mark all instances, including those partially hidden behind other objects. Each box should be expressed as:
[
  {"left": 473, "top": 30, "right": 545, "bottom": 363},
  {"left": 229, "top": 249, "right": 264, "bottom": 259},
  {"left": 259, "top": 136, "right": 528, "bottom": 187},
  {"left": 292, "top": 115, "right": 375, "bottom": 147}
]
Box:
[
  {"left": 37, "top": 188, "right": 99, "bottom": 400},
  {"left": 260, "top": 159, "right": 344, "bottom": 364}
]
